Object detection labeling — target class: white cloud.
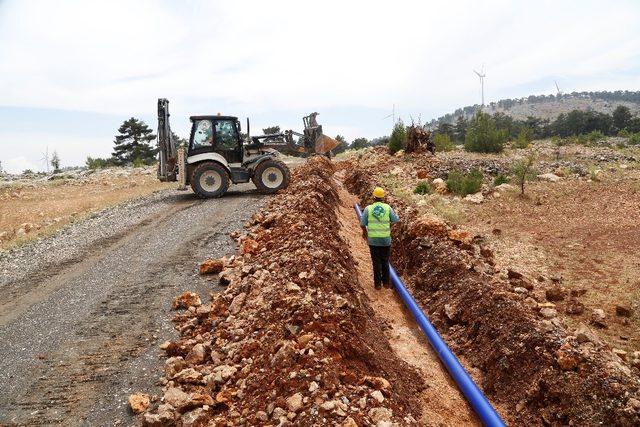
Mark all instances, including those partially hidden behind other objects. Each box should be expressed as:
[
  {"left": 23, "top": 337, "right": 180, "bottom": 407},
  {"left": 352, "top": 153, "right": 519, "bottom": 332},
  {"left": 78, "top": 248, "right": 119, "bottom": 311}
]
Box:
[
  {"left": 0, "top": 131, "right": 111, "bottom": 172},
  {"left": 0, "top": 0, "right": 639, "bottom": 167},
  {"left": 3, "top": 156, "right": 40, "bottom": 174},
  {"left": 1, "top": 0, "right": 639, "bottom": 117}
]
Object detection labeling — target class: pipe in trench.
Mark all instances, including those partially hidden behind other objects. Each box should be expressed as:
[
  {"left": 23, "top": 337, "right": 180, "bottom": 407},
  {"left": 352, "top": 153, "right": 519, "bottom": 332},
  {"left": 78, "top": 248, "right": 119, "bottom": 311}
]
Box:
[{"left": 355, "top": 203, "right": 505, "bottom": 427}]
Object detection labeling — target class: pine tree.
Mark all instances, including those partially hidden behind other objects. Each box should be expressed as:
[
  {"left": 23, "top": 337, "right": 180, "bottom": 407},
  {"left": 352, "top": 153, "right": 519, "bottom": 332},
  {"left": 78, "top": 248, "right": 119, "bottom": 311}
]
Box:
[
  {"left": 51, "top": 151, "right": 61, "bottom": 172},
  {"left": 388, "top": 120, "right": 406, "bottom": 153},
  {"left": 351, "top": 137, "right": 370, "bottom": 149},
  {"left": 454, "top": 116, "right": 467, "bottom": 142},
  {"left": 171, "top": 131, "right": 188, "bottom": 146},
  {"left": 262, "top": 126, "right": 281, "bottom": 135},
  {"left": 112, "top": 118, "right": 157, "bottom": 165},
  {"left": 333, "top": 135, "right": 348, "bottom": 154},
  {"left": 464, "top": 112, "right": 507, "bottom": 153},
  {"left": 613, "top": 105, "right": 632, "bottom": 131}
]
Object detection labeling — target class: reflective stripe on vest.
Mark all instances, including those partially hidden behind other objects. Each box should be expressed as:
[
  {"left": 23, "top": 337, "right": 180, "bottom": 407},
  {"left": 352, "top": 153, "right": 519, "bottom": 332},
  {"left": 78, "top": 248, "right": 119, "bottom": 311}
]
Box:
[{"left": 367, "top": 202, "right": 391, "bottom": 238}]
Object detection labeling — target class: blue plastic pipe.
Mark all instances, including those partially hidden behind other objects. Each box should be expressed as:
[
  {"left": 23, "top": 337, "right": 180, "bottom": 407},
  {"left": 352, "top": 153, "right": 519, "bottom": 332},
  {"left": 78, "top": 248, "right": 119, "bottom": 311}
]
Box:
[{"left": 355, "top": 204, "right": 505, "bottom": 427}]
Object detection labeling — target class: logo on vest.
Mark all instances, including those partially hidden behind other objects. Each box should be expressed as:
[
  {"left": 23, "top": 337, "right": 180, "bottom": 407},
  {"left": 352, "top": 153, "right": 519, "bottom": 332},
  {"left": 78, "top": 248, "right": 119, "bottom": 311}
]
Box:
[{"left": 372, "top": 205, "right": 386, "bottom": 219}]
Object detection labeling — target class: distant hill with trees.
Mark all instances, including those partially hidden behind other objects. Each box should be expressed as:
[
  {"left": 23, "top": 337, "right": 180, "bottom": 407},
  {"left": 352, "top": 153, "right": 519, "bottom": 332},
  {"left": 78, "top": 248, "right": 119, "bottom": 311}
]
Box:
[{"left": 429, "top": 90, "right": 640, "bottom": 126}]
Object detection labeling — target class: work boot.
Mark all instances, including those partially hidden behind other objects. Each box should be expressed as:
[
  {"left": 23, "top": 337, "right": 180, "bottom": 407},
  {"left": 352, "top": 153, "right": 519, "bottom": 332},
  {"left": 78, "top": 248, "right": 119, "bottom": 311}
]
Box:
[
  {"left": 374, "top": 283, "right": 382, "bottom": 290},
  {"left": 383, "top": 282, "right": 391, "bottom": 289}
]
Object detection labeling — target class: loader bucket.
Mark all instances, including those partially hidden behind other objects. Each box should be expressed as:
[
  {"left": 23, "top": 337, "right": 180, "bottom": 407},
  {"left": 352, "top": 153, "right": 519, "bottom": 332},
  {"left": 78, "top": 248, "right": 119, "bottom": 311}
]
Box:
[{"left": 314, "top": 134, "right": 339, "bottom": 154}]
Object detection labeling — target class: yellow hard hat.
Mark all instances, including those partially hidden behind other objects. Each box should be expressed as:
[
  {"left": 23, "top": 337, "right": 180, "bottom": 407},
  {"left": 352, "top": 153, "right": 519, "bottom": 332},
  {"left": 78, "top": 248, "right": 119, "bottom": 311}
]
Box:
[{"left": 372, "top": 187, "right": 385, "bottom": 198}]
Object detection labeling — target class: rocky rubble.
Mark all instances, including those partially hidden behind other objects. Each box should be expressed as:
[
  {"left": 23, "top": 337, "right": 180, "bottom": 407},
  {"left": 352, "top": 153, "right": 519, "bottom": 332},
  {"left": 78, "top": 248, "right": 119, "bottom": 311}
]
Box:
[
  {"left": 344, "top": 154, "right": 640, "bottom": 426},
  {"left": 141, "top": 157, "right": 424, "bottom": 426},
  {"left": 0, "top": 165, "right": 155, "bottom": 184}
]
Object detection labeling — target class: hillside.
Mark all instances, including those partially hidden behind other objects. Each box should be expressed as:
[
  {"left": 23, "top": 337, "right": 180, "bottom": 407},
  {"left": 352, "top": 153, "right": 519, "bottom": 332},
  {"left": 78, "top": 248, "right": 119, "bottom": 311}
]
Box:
[{"left": 431, "top": 90, "right": 640, "bottom": 125}]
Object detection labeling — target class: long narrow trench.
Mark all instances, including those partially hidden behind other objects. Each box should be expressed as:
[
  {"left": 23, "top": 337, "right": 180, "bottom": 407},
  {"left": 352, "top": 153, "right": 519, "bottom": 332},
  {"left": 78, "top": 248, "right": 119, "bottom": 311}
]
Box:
[{"left": 334, "top": 176, "right": 479, "bottom": 426}]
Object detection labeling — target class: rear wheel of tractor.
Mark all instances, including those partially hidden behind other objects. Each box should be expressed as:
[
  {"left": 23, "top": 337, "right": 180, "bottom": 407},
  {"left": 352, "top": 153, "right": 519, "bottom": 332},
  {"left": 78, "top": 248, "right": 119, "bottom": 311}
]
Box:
[
  {"left": 190, "top": 162, "right": 230, "bottom": 198},
  {"left": 252, "top": 159, "right": 290, "bottom": 194}
]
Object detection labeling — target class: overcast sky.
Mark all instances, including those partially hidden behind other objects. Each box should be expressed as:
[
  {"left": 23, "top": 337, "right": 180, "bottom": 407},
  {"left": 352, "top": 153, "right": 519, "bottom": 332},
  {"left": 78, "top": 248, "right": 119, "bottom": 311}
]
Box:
[{"left": 1, "top": 0, "right": 639, "bottom": 172}]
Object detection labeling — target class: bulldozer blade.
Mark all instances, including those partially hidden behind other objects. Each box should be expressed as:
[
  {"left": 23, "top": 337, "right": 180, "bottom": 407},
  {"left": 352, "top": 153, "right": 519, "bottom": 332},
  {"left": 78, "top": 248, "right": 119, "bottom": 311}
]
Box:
[{"left": 314, "top": 134, "right": 339, "bottom": 154}]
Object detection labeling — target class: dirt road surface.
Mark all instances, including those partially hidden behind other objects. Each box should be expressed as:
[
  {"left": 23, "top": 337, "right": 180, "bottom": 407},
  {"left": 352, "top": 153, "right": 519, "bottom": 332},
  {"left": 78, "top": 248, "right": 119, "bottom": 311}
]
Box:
[{"left": 0, "top": 185, "right": 266, "bottom": 426}]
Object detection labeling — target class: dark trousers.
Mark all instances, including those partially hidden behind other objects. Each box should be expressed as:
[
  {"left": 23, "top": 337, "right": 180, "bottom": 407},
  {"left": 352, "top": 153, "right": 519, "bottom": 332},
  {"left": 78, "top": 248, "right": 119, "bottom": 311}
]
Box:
[{"left": 369, "top": 245, "right": 391, "bottom": 287}]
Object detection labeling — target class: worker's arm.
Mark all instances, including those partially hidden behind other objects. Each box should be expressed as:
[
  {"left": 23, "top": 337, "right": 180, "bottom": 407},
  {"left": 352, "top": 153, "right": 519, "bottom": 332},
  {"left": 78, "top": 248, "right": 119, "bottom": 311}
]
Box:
[
  {"left": 359, "top": 207, "right": 368, "bottom": 239},
  {"left": 390, "top": 207, "right": 400, "bottom": 224}
]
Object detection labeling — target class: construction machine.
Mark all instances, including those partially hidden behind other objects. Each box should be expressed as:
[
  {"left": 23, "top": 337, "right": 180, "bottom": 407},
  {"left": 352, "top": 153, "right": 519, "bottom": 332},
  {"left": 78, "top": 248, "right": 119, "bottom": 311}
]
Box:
[{"left": 156, "top": 99, "right": 338, "bottom": 198}]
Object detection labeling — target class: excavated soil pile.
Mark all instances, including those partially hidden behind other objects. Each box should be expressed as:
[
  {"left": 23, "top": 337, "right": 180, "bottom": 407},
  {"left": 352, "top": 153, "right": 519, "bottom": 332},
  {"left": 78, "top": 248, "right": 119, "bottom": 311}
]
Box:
[
  {"left": 343, "top": 158, "right": 640, "bottom": 426},
  {"left": 142, "top": 157, "right": 425, "bottom": 426}
]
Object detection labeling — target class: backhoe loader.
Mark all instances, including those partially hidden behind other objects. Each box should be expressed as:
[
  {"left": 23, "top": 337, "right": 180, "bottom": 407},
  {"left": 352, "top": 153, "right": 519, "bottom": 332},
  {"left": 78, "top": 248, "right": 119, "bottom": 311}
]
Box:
[{"left": 157, "top": 99, "right": 338, "bottom": 198}]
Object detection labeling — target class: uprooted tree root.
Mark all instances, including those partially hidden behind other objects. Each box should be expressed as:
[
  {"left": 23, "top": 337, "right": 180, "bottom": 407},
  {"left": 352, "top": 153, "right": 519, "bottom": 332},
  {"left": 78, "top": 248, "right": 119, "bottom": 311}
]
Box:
[
  {"left": 343, "top": 161, "right": 640, "bottom": 426},
  {"left": 142, "top": 157, "right": 426, "bottom": 426}
]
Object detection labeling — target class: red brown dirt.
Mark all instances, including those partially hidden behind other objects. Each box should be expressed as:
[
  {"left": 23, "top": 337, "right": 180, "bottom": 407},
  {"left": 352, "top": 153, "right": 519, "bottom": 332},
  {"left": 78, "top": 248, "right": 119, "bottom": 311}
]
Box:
[
  {"left": 142, "top": 157, "right": 429, "bottom": 426},
  {"left": 461, "top": 171, "right": 640, "bottom": 354},
  {"left": 335, "top": 176, "right": 479, "bottom": 426},
  {"left": 343, "top": 159, "right": 640, "bottom": 426}
]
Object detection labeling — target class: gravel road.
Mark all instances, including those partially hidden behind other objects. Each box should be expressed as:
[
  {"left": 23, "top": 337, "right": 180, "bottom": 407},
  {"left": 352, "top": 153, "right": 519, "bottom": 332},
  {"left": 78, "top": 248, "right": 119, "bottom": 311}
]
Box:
[{"left": 0, "top": 185, "right": 266, "bottom": 426}]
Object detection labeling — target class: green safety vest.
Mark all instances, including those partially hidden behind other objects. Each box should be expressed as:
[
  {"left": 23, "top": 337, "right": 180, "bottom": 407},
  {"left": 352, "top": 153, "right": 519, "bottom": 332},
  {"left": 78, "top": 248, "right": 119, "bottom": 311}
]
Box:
[{"left": 367, "top": 202, "right": 391, "bottom": 238}]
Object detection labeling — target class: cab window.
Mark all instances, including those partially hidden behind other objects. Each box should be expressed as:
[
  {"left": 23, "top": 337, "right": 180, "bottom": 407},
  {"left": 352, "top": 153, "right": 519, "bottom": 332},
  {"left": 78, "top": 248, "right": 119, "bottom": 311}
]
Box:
[
  {"left": 192, "top": 120, "right": 214, "bottom": 149},
  {"left": 215, "top": 120, "right": 238, "bottom": 150}
]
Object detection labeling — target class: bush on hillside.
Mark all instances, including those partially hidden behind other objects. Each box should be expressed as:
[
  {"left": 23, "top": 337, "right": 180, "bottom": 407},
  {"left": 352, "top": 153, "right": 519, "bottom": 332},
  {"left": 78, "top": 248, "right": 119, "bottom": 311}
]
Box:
[
  {"left": 388, "top": 121, "right": 406, "bottom": 153},
  {"left": 514, "top": 126, "right": 534, "bottom": 149},
  {"left": 433, "top": 133, "right": 455, "bottom": 152},
  {"left": 587, "top": 130, "right": 605, "bottom": 142},
  {"left": 512, "top": 152, "right": 538, "bottom": 196},
  {"left": 464, "top": 112, "right": 507, "bottom": 153},
  {"left": 493, "top": 173, "right": 510, "bottom": 186},
  {"left": 413, "top": 181, "right": 433, "bottom": 195},
  {"left": 86, "top": 156, "right": 116, "bottom": 170},
  {"left": 446, "top": 169, "right": 483, "bottom": 196}
]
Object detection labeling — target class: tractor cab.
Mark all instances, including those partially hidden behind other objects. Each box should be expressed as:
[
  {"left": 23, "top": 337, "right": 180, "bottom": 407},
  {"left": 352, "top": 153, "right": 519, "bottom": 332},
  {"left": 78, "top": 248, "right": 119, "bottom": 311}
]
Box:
[{"left": 188, "top": 115, "right": 243, "bottom": 163}]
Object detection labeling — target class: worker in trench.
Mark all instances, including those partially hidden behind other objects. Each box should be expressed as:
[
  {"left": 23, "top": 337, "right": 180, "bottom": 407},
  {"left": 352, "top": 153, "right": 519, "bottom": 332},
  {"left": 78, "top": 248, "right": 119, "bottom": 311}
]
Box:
[{"left": 360, "top": 187, "right": 399, "bottom": 290}]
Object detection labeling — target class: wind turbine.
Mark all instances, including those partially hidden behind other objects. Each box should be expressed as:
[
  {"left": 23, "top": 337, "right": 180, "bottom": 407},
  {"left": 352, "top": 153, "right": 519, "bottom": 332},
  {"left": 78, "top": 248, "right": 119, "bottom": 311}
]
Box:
[
  {"left": 40, "top": 146, "right": 50, "bottom": 173},
  {"left": 474, "top": 67, "right": 486, "bottom": 106},
  {"left": 555, "top": 80, "right": 563, "bottom": 98},
  {"left": 381, "top": 104, "right": 396, "bottom": 124}
]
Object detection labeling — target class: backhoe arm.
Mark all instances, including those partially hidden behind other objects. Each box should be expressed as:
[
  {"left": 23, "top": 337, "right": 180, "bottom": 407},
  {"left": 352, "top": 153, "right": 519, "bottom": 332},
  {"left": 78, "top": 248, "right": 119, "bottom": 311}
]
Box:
[{"left": 157, "top": 98, "right": 177, "bottom": 181}]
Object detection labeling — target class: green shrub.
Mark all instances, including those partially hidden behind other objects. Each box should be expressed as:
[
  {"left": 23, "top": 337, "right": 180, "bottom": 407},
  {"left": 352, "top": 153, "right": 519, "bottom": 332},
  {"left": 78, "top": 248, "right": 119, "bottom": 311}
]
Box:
[
  {"left": 629, "top": 133, "right": 640, "bottom": 145},
  {"left": 388, "top": 120, "right": 406, "bottom": 153},
  {"left": 413, "top": 181, "right": 433, "bottom": 195},
  {"left": 514, "top": 126, "right": 533, "bottom": 148},
  {"left": 512, "top": 152, "right": 537, "bottom": 195},
  {"left": 133, "top": 157, "right": 146, "bottom": 168},
  {"left": 433, "top": 133, "right": 454, "bottom": 152},
  {"left": 464, "top": 112, "right": 507, "bottom": 153},
  {"left": 618, "top": 129, "right": 631, "bottom": 138},
  {"left": 570, "top": 134, "right": 588, "bottom": 145},
  {"left": 587, "top": 130, "right": 605, "bottom": 142},
  {"left": 446, "top": 168, "right": 483, "bottom": 196},
  {"left": 493, "top": 173, "right": 510, "bottom": 186},
  {"left": 85, "top": 156, "right": 115, "bottom": 169}
]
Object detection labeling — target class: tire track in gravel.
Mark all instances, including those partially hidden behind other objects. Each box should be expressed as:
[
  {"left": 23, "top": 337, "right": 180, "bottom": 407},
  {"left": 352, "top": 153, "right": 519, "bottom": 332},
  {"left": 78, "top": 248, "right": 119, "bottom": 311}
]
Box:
[
  {"left": 0, "top": 199, "right": 197, "bottom": 327},
  {"left": 0, "top": 185, "right": 266, "bottom": 426}
]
